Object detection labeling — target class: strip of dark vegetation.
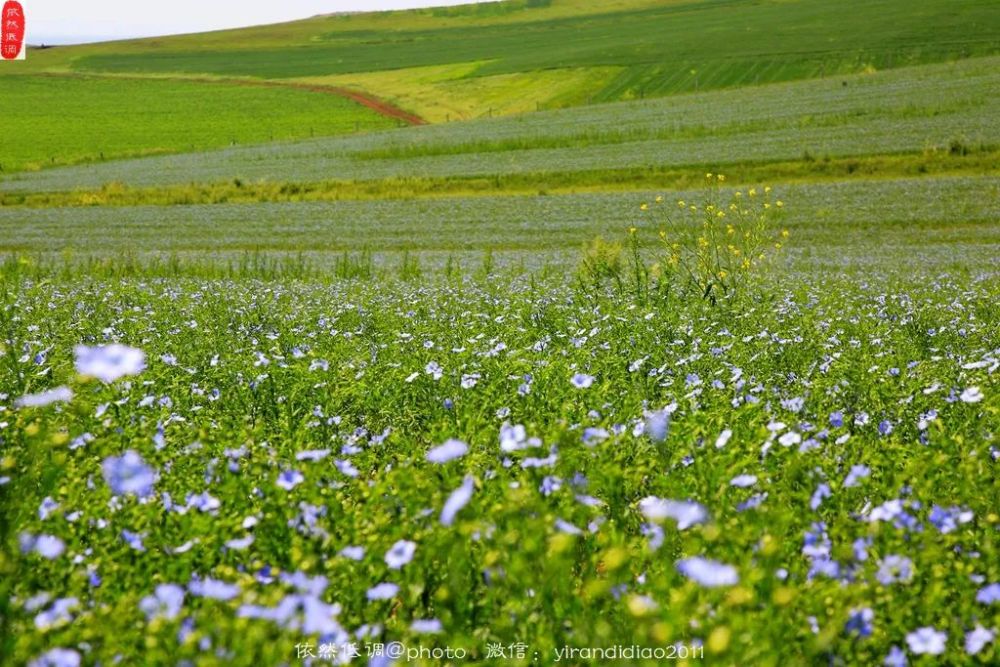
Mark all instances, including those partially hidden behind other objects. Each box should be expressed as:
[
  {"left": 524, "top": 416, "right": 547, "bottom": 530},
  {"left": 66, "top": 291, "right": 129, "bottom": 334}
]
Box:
[{"left": 1, "top": 147, "right": 995, "bottom": 209}]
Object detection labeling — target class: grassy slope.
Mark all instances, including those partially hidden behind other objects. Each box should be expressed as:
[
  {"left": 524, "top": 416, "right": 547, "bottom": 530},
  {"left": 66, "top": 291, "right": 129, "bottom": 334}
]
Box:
[
  {"left": 0, "top": 75, "right": 397, "bottom": 173},
  {"left": 19, "top": 0, "right": 1000, "bottom": 124},
  {"left": 5, "top": 2, "right": 678, "bottom": 171},
  {"left": 69, "top": 0, "right": 1000, "bottom": 81},
  {"left": 21, "top": 0, "right": 672, "bottom": 63},
  {"left": 3, "top": 57, "right": 996, "bottom": 194},
  {"left": 296, "top": 63, "right": 623, "bottom": 123}
]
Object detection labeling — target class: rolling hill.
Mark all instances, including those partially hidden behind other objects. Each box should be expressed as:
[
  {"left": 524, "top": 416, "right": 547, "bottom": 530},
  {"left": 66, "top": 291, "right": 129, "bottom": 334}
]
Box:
[
  {"left": 4, "top": 57, "right": 996, "bottom": 195},
  {"left": 5, "top": 0, "right": 998, "bottom": 172}
]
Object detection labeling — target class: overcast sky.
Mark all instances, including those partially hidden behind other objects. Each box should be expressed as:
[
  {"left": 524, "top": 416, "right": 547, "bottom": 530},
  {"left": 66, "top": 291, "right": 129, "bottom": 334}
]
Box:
[{"left": 29, "top": 1, "right": 493, "bottom": 44}]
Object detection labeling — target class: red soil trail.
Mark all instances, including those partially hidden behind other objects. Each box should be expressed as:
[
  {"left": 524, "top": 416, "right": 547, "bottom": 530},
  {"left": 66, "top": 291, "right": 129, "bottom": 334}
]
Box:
[
  {"left": 34, "top": 71, "right": 428, "bottom": 126},
  {"left": 215, "top": 78, "right": 428, "bottom": 126}
]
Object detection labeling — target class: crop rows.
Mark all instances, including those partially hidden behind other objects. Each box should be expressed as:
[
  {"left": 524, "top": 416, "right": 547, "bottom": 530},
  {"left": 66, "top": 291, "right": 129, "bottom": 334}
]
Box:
[{"left": 3, "top": 57, "right": 997, "bottom": 195}]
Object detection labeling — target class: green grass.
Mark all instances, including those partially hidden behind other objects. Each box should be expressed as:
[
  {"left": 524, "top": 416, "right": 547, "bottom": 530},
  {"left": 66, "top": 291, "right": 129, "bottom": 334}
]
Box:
[
  {"left": 0, "top": 75, "right": 395, "bottom": 173},
  {"left": 70, "top": 0, "right": 999, "bottom": 86},
  {"left": 18, "top": 0, "right": 1000, "bottom": 123},
  {"left": 293, "top": 63, "right": 623, "bottom": 123},
  {"left": 4, "top": 57, "right": 996, "bottom": 193},
  {"left": 20, "top": 0, "right": 670, "bottom": 62}
]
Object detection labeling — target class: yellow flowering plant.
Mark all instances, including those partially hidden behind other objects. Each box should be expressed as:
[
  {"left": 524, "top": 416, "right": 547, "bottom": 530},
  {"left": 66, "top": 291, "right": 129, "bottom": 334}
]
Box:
[
  {"left": 579, "top": 175, "right": 787, "bottom": 303},
  {"left": 643, "top": 174, "right": 787, "bottom": 304}
]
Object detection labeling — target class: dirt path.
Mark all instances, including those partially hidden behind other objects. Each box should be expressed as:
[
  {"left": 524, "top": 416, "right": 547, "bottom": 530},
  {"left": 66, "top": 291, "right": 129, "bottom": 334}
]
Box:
[
  {"left": 34, "top": 71, "right": 428, "bottom": 126},
  {"left": 211, "top": 78, "right": 428, "bottom": 126}
]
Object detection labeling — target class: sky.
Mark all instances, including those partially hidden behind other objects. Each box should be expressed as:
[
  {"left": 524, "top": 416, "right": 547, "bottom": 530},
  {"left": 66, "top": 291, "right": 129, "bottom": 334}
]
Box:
[{"left": 29, "top": 1, "right": 494, "bottom": 44}]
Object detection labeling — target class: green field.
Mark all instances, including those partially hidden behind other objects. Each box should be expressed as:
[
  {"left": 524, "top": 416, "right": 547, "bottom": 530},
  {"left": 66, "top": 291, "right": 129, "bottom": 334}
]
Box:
[
  {"left": 5, "top": 0, "right": 997, "bottom": 150},
  {"left": 3, "top": 57, "right": 997, "bottom": 194},
  {"left": 2, "top": 2, "right": 1000, "bottom": 666},
  {"left": 0, "top": 75, "right": 395, "bottom": 173},
  {"left": 2, "top": 0, "right": 996, "bottom": 177},
  {"left": 1, "top": 177, "right": 997, "bottom": 270},
  {"left": 62, "top": 0, "right": 1000, "bottom": 110}
]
